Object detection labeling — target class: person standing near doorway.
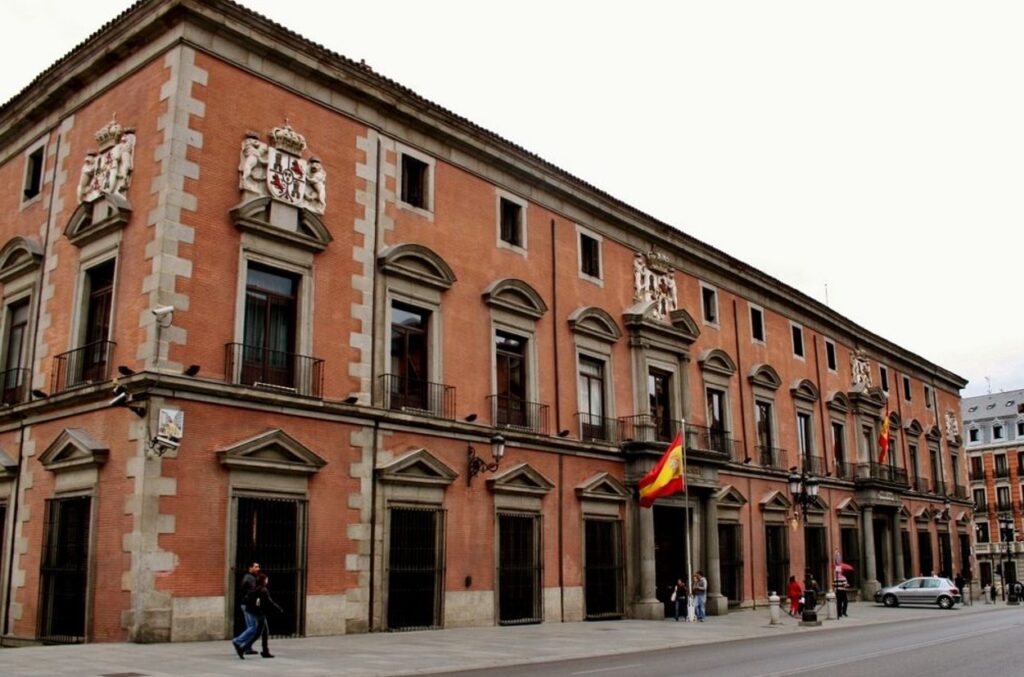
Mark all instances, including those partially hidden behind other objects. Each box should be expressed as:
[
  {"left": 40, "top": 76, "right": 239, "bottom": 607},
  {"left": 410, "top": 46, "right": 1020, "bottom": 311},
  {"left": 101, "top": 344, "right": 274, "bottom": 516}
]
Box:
[
  {"left": 834, "top": 568, "right": 850, "bottom": 617},
  {"left": 692, "top": 571, "right": 708, "bottom": 621},
  {"left": 243, "top": 573, "right": 282, "bottom": 658},
  {"left": 232, "top": 561, "right": 261, "bottom": 659},
  {"left": 672, "top": 578, "right": 689, "bottom": 621}
]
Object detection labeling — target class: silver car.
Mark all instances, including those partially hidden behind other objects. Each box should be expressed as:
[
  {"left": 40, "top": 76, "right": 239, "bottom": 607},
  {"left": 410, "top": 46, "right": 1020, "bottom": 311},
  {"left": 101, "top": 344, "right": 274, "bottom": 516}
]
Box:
[{"left": 874, "top": 576, "right": 961, "bottom": 609}]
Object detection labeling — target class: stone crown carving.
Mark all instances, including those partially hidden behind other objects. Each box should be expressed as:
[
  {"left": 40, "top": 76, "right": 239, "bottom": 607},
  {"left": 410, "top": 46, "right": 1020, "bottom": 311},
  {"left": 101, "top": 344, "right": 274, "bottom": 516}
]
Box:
[{"left": 270, "top": 123, "right": 307, "bottom": 155}]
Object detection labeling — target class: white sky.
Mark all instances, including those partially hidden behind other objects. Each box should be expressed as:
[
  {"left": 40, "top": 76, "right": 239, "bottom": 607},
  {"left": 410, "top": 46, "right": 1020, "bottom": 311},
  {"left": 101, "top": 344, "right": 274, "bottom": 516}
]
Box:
[{"left": 3, "top": 0, "right": 1022, "bottom": 397}]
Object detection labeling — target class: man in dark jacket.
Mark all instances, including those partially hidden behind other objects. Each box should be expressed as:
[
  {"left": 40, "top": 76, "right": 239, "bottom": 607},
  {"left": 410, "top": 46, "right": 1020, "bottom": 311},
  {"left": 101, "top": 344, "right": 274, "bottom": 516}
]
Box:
[{"left": 231, "top": 562, "right": 261, "bottom": 659}]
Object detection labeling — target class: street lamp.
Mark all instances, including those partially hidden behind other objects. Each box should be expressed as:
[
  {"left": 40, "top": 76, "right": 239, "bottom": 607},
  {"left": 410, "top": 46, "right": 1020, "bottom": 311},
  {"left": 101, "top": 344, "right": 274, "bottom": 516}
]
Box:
[
  {"left": 998, "top": 513, "right": 1017, "bottom": 604},
  {"left": 788, "top": 470, "right": 820, "bottom": 522},
  {"left": 467, "top": 433, "right": 506, "bottom": 485}
]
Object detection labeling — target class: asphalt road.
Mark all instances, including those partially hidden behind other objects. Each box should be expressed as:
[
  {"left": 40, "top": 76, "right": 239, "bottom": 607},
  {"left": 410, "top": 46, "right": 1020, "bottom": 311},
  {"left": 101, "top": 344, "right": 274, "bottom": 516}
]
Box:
[{"left": 434, "top": 608, "right": 1024, "bottom": 677}]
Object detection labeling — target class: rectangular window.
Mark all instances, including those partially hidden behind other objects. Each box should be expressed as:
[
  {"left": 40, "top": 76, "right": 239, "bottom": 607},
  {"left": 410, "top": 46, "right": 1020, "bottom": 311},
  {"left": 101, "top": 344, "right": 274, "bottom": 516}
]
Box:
[
  {"left": 995, "top": 454, "right": 1008, "bottom": 477},
  {"left": 701, "top": 285, "right": 718, "bottom": 324},
  {"left": 969, "top": 455, "right": 984, "bottom": 481},
  {"left": 973, "top": 488, "right": 987, "bottom": 512},
  {"left": 400, "top": 153, "right": 429, "bottom": 209},
  {"left": 23, "top": 146, "right": 44, "bottom": 201},
  {"left": 797, "top": 412, "right": 813, "bottom": 468},
  {"left": 902, "top": 375, "right": 912, "bottom": 401},
  {"left": 648, "top": 368, "right": 673, "bottom": 442},
  {"left": 879, "top": 366, "right": 889, "bottom": 392},
  {"left": 997, "top": 486, "right": 1011, "bottom": 511},
  {"left": 580, "top": 233, "right": 601, "bottom": 279},
  {"left": 495, "top": 331, "right": 528, "bottom": 428},
  {"left": 499, "top": 197, "right": 523, "bottom": 247},
  {"left": 832, "top": 422, "right": 846, "bottom": 475},
  {"left": 908, "top": 443, "right": 920, "bottom": 485},
  {"left": 976, "top": 521, "right": 990, "bottom": 544},
  {"left": 242, "top": 264, "right": 298, "bottom": 390},
  {"left": 389, "top": 302, "right": 430, "bottom": 411},
  {"left": 825, "top": 339, "right": 837, "bottom": 371},
  {"left": 2, "top": 300, "right": 30, "bottom": 405},
  {"left": 993, "top": 424, "right": 1004, "bottom": 440},
  {"left": 924, "top": 385, "right": 932, "bottom": 408},
  {"left": 578, "top": 356, "right": 607, "bottom": 440},
  {"left": 750, "top": 305, "right": 765, "bottom": 342},
  {"left": 969, "top": 428, "right": 979, "bottom": 443},
  {"left": 77, "top": 259, "right": 116, "bottom": 386},
  {"left": 706, "top": 388, "right": 725, "bottom": 433},
  {"left": 755, "top": 401, "right": 775, "bottom": 466},
  {"left": 1018, "top": 422, "right": 1024, "bottom": 437},
  {"left": 791, "top": 324, "right": 804, "bottom": 358}
]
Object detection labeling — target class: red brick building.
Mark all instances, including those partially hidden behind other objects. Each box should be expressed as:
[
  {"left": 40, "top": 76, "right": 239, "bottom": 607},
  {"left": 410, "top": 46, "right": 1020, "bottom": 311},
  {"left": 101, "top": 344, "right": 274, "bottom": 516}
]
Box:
[{"left": 0, "top": 0, "right": 969, "bottom": 644}]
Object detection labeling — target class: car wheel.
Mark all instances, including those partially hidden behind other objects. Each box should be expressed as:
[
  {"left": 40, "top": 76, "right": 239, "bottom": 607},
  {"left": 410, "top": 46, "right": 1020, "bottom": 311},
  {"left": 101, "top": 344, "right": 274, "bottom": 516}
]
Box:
[
  {"left": 938, "top": 595, "right": 953, "bottom": 609},
  {"left": 883, "top": 593, "right": 899, "bottom": 607}
]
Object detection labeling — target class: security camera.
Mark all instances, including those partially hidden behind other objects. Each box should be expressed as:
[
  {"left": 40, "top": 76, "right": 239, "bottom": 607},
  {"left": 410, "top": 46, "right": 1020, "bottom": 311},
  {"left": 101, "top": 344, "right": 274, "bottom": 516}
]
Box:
[
  {"left": 152, "top": 305, "right": 175, "bottom": 318},
  {"left": 110, "top": 384, "right": 130, "bottom": 407},
  {"left": 154, "top": 435, "right": 180, "bottom": 450}
]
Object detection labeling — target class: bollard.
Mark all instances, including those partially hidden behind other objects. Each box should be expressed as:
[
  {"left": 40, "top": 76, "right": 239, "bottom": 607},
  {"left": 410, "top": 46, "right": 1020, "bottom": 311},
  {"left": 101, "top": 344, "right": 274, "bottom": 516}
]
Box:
[
  {"left": 983, "top": 585, "right": 992, "bottom": 604},
  {"left": 826, "top": 591, "right": 837, "bottom": 620},
  {"left": 768, "top": 591, "right": 781, "bottom": 625}
]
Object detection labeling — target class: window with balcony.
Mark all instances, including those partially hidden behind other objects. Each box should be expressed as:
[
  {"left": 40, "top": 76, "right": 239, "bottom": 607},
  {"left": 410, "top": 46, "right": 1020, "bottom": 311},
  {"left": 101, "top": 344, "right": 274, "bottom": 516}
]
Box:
[
  {"left": 974, "top": 488, "right": 987, "bottom": 513},
  {"left": 797, "top": 411, "right": 814, "bottom": 469},
  {"left": 832, "top": 421, "right": 847, "bottom": 477},
  {"left": 997, "top": 486, "right": 1012, "bottom": 512},
  {"left": 705, "top": 387, "right": 728, "bottom": 452},
  {"left": 57, "top": 258, "right": 117, "bottom": 391},
  {"left": 1, "top": 300, "right": 30, "bottom": 405},
  {"left": 389, "top": 302, "right": 430, "bottom": 411},
  {"left": 495, "top": 330, "right": 528, "bottom": 428},
  {"left": 995, "top": 454, "right": 1009, "bottom": 478},
  {"left": 929, "top": 446, "right": 942, "bottom": 493},
  {"left": 577, "top": 356, "right": 607, "bottom": 441},
  {"left": 756, "top": 400, "right": 777, "bottom": 465},
  {"left": 976, "top": 521, "right": 990, "bottom": 543},
  {"left": 909, "top": 443, "right": 920, "bottom": 485},
  {"left": 240, "top": 264, "right": 299, "bottom": 392},
  {"left": 648, "top": 368, "right": 673, "bottom": 442},
  {"left": 970, "top": 455, "right": 984, "bottom": 481}
]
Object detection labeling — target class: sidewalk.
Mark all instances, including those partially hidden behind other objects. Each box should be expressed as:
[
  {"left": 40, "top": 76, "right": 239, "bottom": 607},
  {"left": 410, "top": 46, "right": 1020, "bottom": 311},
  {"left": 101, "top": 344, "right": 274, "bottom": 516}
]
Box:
[{"left": 0, "top": 601, "right": 1014, "bottom": 677}]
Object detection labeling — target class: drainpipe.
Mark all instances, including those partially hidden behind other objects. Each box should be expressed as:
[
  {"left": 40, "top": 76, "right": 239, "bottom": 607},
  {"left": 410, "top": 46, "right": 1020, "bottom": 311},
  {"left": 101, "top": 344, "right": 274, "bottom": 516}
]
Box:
[
  {"left": 810, "top": 335, "right": 834, "bottom": 576},
  {"left": 731, "top": 298, "right": 755, "bottom": 608},
  {"left": 549, "top": 218, "right": 565, "bottom": 621},
  {"left": 366, "top": 133, "right": 383, "bottom": 630}
]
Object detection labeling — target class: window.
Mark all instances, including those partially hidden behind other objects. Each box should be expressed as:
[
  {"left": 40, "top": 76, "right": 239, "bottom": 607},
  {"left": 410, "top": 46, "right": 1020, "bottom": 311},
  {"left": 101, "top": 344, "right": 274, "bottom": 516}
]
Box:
[
  {"left": 993, "top": 424, "right": 1004, "bottom": 440},
  {"left": 995, "top": 454, "right": 1008, "bottom": 478},
  {"left": 755, "top": 400, "right": 775, "bottom": 464},
  {"left": 79, "top": 259, "right": 116, "bottom": 384},
  {"left": 976, "top": 521, "right": 990, "bottom": 544},
  {"left": 1018, "top": 421, "right": 1024, "bottom": 437},
  {"left": 701, "top": 285, "right": 718, "bottom": 325},
  {"left": 648, "top": 368, "right": 673, "bottom": 442},
  {"left": 495, "top": 331, "right": 528, "bottom": 428},
  {"left": 706, "top": 388, "right": 726, "bottom": 434},
  {"left": 997, "top": 486, "right": 1011, "bottom": 511},
  {"left": 241, "top": 264, "right": 298, "bottom": 390},
  {"left": 388, "top": 302, "right": 430, "bottom": 411},
  {"left": 499, "top": 197, "right": 524, "bottom": 248},
  {"left": 969, "top": 428, "right": 980, "bottom": 443},
  {"left": 924, "top": 385, "right": 932, "bottom": 408},
  {"left": 791, "top": 324, "right": 804, "bottom": 358},
  {"left": 879, "top": 366, "right": 889, "bottom": 392},
  {"left": 797, "top": 411, "right": 813, "bottom": 466},
  {"left": 970, "top": 456, "right": 984, "bottom": 481},
  {"left": 579, "top": 232, "right": 601, "bottom": 280},
  {"left": 23, "top": 145, "right": 44, "bottom": 201},
  {"left": 1, "top": 300, "right": 30, "bottom": 405},
  {"left": 578, "top": 356, "right": 607, "bottom": 440},
  {"left": 909, "top": 443, "right": 920, "bottom": 482},
  {"left": 750, "top": 305, "right": 765, "bottom": 342},
  {"left": 400, "top": 153, "right": 430, "bottom": 210},
  {"left": 951, "top": 452, "right": 961, "bottom": 489},
  {"left": 973, "top": 488, "right": 987, "bottom": 511},
  {"left": 902, "top": 376, "right": 912, "bottom": 401},
  {"left": 825, "top": 339, "right": 837, "bottom": 372},
  {"left": 832, "top": 422, "right": 846, "bottom": 470}
]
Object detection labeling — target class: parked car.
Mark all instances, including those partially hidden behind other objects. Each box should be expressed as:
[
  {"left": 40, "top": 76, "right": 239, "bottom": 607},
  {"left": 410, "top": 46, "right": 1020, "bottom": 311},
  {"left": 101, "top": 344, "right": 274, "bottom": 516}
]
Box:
[{"left": 873, "top": 577, "right": 961, "bottom": 609}]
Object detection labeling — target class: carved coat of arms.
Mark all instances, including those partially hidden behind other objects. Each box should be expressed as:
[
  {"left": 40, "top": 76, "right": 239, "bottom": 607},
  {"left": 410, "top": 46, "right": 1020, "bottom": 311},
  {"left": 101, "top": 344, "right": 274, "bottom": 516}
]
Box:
[
  {"left": 77, "top": 117, "right": 136, "bottom": 204},
  {"left": 238, "top": 122, "right": 326, "bottom": 214},
  {"left": 633, "top": 251, "right": 677, "bottom": 320}
]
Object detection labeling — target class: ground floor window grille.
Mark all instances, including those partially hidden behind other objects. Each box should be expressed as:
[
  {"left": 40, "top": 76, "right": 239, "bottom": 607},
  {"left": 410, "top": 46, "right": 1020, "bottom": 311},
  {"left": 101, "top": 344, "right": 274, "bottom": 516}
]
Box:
[
  {"left": 840, "top": 528, "right": 861, "bottom": 588},
  {"left": 39, "top": 496, "right": 90, "bottom": 644},
  {"left": 498, "top": 512, "right": 542, "bottom": 625},
  {"left": 765, "top": 525, "right": 789, "bottom": 597},
  {"left": 583, "top": 518, "right": 622, "bottom": 619},
  {"left": 387, "top": 506, "right": 444, "bottom": 630},
  {"left": 804, "top": 526, "right": 827, "bottom": 588},
  {"left": 719, "top": 524, "right": 743, "bottom": 603},
  {"left": 917, "top": 531, "right": 934, "bottom": 577}
]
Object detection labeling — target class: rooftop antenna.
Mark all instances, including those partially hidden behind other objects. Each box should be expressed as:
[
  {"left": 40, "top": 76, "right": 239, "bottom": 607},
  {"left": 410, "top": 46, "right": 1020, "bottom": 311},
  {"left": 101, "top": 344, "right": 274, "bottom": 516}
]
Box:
[
  {"left": 986, "top": 376, "right": 991, "bottom": 395},
  {"left": 824, "top": 282, "right": 829, "bottom": 307}
]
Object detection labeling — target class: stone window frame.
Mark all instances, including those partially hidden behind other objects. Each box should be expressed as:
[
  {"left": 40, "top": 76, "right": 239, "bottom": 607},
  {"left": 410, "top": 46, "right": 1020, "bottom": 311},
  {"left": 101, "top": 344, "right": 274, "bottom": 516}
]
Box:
[
  {"left": 483, "top": 278, "right": 548, "bottom": 416},
  {"left": 68, "top": 243, "right": 121, "bottom": 356},
  {"left": 575, "top": 224, "right": 603, "bottom": 287},
  {"left": 749, "top": 303, "right": 765, "bottom": 344},
  {"left": 698, "top": 348, "right": 737, "bottom": 437},
  {"left": 824, "top": 338, "right": 838, "bottom": 373},
  {"left": 20, "top": 136, "right": 47, "bottom": 209},
  {"left": 879, "top": 364, "right": 890, "bottom": 393},
  {"left": 568, "top": 307, "right": 621, "bottom": 439},
  {"left": 749, "top": 363, "right": 782, "bottom": 465},
  {"left": 902, "top": 375, "right": 912, "bottom": 402},
  {"left": 789, "top": 321, "right": 805, "bottom": 360},
  {"left": 396, "top": 142, "right": 436, "bottom": 219},
  {"left": 699, "top": 282, "right": 719, "bottom": 328},
  {"left": 495, "top": 188, "right": 528, "bottom": 256},
  {"left": 826, "top": 391, "right": 850, "bottom": 472},
  {"left": 791, "top": 378, "right": 820, "bottom": 469},
  {"left": 0, "top": 236, "right": 43, "bottom": 388}
]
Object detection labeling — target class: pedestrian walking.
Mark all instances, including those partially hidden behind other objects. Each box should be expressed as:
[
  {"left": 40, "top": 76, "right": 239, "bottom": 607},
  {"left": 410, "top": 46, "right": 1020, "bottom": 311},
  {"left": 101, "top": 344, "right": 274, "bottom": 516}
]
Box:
[
  {"left": 243, "top": 573, "right": 282, "bottom": 658},
  {"left": 231, "top": 561, "right": 261, "bottom": 659},
  {"left": 672, "top": 578, "right": 689, "bottom": 621},
  {"left": 833, "top": 568, "right": 850, "bottom": 617},
  {"left": 692, "top": 571, "right": 708, "bottom": 621},
  {"left": 787, "top": 575, "right": 803, "bottom": 616}
]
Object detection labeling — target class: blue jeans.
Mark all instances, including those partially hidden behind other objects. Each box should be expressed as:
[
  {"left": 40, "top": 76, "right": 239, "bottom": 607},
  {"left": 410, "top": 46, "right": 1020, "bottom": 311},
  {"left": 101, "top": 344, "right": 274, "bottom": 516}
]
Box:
[
  {"left": 233, "top": 605, "right": 259, "bottom": 648},
  {"left": 693, "top": 593, "right": 706, "bottom": 620}
]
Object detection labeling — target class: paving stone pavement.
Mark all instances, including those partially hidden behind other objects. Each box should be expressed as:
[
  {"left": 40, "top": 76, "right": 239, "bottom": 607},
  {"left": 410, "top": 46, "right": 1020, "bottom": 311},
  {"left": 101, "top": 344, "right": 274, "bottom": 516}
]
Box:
[{"left": 0, "top": 600, "right": 1014, "bottom": 677}]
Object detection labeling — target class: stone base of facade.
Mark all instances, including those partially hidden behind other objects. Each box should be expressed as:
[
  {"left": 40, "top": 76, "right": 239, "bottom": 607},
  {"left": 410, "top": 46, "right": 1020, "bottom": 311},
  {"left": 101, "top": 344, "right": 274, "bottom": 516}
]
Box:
[
  {"left": 306, "top": 595, "right": 348, "bottom": 636},
  {"left": 632, "top": 599, "right": 664, "bottom": 620},
  {"left": 706, "top": 593, "right": 729, "bottom": 616},
  {"left": 862, "top": 579, "right": 881, "bottom": 599},
  {"left": 170, "top": 596, "right": 224, "bottom": 642}
]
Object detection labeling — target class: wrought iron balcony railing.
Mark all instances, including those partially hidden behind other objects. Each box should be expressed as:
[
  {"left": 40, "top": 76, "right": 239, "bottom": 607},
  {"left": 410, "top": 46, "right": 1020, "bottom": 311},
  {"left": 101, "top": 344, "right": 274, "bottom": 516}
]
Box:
[
  {"left": 912, "top": 477, "right": 931, "bottom": 493},
  {"left": 997, "top": 500, "right": 1013, "bottom": 512},
  {"left": 953, "top": 485, "right": 968, "bottom": 500},
  {"left": 0, "top": 367, "right": 31, "bottom": 405},
  {"left": 380, "top": 374, "right": 455, "bottom": 420},
  {"left": 994, "top": 467, "right": 1010, "bottom": 479},
  {"left": 224, "top": 343, "right": 324, "bottom": 398},
  {"left": 52, "top": 340, "right": 115, "bottom": 393},
  {"left": 488, "top": 394, "right": 549, "bottom": 434},
  {"left": 932, "top": 480, "right": 948, "bottom": 496},
  {"left": 574, "top": 412, "right": 619, "bottom": 444},
  {"left": 834, "top": 461, "right": 857, "bottom": 480},
  {"left": 617, "top": 415, "right": 683, "bottom": 445},
  {"left": 685, "top": 424, "right": 738, "bottom": 459},
  {"left": 801, "top": 455, "right": 826, "bottom": 475},
  {"left": 858, "top": 462, "right": 908, "bottom": 485},
  {"left": 756, "top": 445, "right": 788, "bottom": 470}
]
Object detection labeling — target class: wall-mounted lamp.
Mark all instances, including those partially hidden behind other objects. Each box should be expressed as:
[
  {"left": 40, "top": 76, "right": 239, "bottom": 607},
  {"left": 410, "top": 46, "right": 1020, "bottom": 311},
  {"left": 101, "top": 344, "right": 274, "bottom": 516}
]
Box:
[
  {"left": 467, "top": 433, "right": 505, "bottom": 485},
  {"left": 788, "top": 470, "right": 820, "bottom": 522}
]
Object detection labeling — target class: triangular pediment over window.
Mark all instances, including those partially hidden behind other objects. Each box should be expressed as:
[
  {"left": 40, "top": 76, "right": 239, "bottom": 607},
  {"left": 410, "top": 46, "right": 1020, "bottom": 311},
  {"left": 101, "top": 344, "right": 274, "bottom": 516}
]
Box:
[
  {"left": 899, "top": 505, "right": 912, "bottom": 520},
  {"left": 218, "top": 429, "right": 326, "bottom": 475},
  {"left": 914, "top": 506, "right": 934, "bottom": 522},
  {"left": 0, "top": 236, "right": 43, "bottom": 284},
  {"left": 39, "top": 428, "right": 109, "bottom": 473},
  {"left": 760, "top": 490, "right": 792, "bottom": 512},
  {"left": 488, "top": 462, "right": 554, "bottom": 496},
  {"left": 378, "top": 448, "right": 458, "bottom": 487},
  {"left": 835, "top": 497, "right": 860, "bottom": 516},
  {"left": 714, "top": 485, "right": 748, "bottom": 508},
  {"left": 231, "top": 197, "right": 333, "bottom": 253},
  {"left": 749, "top": 364, "right": 782, "bottom": 390},
  {"left": 482, "top": 279, "right": 548, "bottom": 319},
  {"left": 378, "top": 243, "right": 456, "bottom": 291},
  {"left": 805, "top": 495, "right": 828, "bottom": 513},
  {"left": 0, "top": 446, "right": 16, "bottom": 479},
  {"left": 956, "top": 511, "right": 971, "bottom": 525},
  {"left": 568, "top": 307, "right": 621, "bottom": 343},
  {"left": 64, "top": 192, "right": 132, "bottom": 248},
  {"left": 575, "top": 472, "right": 629, "bottom": 503}
]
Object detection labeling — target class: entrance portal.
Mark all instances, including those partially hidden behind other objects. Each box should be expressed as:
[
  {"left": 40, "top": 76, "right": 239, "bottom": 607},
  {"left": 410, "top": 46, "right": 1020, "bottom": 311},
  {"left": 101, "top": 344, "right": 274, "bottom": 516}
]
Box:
[{"left": 653, "top": 505, "right": 690, "bottom": 617}]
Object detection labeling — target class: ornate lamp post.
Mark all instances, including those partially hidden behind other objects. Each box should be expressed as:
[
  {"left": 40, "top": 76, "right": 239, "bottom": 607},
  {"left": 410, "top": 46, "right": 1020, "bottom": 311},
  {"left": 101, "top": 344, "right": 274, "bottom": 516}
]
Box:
[
  {"left": 788, "top": 470, "right": 821, "bottom": 625},
  {"left": 467, "top": 434, "right": 506, "bottom": 485},
  {"left": 998, "top": 513, "right": 1018, "bottom": 604}
]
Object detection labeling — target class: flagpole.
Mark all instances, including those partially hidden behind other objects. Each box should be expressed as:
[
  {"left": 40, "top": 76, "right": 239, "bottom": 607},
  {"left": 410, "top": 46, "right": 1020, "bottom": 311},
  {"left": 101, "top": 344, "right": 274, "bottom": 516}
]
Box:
[{"left": 682, "top": 419, "right": 695, "bottom": 622}]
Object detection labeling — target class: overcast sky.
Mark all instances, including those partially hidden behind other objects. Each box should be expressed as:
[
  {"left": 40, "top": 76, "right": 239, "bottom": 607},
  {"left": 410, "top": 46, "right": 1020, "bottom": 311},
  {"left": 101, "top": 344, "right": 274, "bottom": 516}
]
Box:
[{"left": 3, "top": 1, "right": 1022, "bottom": 397}]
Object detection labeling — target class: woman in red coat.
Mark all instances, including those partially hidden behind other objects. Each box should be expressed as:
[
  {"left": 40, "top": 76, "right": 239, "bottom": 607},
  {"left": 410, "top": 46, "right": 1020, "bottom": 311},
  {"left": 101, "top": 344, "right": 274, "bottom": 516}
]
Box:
[{"left": 787, "top": 575, "right": 803, "bottom": 616}]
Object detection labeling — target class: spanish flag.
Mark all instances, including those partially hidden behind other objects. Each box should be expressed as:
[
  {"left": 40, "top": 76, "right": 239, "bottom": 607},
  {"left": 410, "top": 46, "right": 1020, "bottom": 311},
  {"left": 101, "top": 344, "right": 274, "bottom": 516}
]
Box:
[
  {"left": 638, "top": 432, "right": 685, "bottom": 508},
  {"left": 878, "top": 411, "right": 891, "bottom": 464}
]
